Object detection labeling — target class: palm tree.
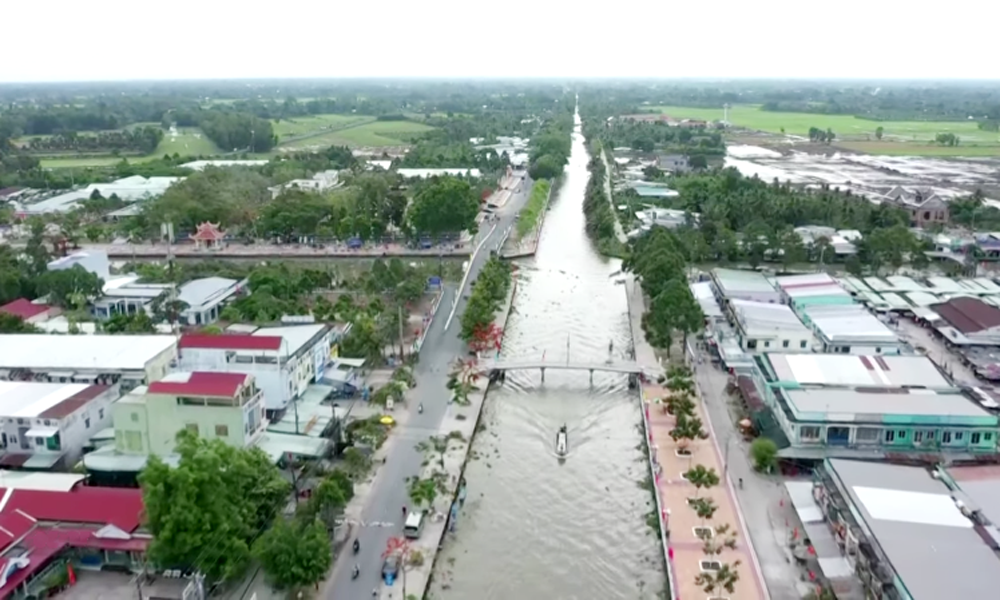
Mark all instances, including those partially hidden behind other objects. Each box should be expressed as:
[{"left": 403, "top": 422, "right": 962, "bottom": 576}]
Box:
[
  {"left": 683, "top": 464, "right": 720, "bottom": 497},
  {"left": 151, "top": 290, "right": 190, "bottom": 329},
  {"left": 694, "top": 560, "right": 741, "bottom": 596}
]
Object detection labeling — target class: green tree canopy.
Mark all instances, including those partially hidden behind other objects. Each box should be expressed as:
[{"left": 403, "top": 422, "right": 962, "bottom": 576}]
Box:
[
  {"left": 139, "top": 430, "right": 291, "bottom": 582},
  {"left": 37, "top": 265, "right": 103, "bottom": 309},
  {"left": 253, "top": 517, "right": 332, "bottom": 590},
  {"left": 407, "top": 176, "right": 479, "bottom": 237}
]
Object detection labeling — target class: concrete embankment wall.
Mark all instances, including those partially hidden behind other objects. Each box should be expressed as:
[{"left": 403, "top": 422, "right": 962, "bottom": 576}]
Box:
[
  {"left": 417, "top": 273, "right": 520, "bottom": 598},
  {"left": 502, "top": 178, "right": 556, "bottom": 260}
]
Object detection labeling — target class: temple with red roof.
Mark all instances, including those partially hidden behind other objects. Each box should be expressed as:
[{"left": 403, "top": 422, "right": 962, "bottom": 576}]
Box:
[{"left": 190, "top": 222, "right": 226, "bottom": 250}]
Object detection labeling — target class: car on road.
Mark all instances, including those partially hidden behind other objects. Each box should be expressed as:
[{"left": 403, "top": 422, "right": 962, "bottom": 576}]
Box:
[{"left": 382, "top": 553, "right": 400, "bottom": 585}]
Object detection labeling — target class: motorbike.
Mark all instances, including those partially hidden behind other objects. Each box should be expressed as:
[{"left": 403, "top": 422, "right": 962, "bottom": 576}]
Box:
[
  {"left": 353, "top": 540, "right": 360, "bottom": 555},
  {"left": 418, "top": 403, "right": 423, "bottom": 414},
  {"left": 352, "top": 566, "right": 360, "bottom": 580}
]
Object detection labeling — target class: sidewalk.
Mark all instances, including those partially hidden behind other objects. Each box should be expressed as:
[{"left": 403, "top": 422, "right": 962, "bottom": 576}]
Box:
[{"left": 625, "top": 277, "right": 768, "bottom": 600}]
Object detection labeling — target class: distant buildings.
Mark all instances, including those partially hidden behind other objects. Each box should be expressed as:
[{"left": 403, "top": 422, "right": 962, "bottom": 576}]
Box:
[
  {"left": 0, "top": 298, "right": 56, "bottom": 324},
  {"left": 883, "top": 186, "right": 950, "bottom": 228},
  {"left": 180, "top": 159, "right": 269, "bottom": 171},
  {"left": 14, "top": 176, "right": 182, "bottom": 216},
  {"left": 268, "top": 169, "right": 340, "bottom": 199}
]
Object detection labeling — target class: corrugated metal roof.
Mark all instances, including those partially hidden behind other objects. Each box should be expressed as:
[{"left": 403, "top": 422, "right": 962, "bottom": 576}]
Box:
[{"left": 148, "top": 372, "right": 248, "bottom": 397}]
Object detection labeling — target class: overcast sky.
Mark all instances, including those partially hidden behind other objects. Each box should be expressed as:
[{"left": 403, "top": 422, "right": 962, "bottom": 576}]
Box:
[{"left": 4, "top": 0, "right": 998, "bottom": 82}]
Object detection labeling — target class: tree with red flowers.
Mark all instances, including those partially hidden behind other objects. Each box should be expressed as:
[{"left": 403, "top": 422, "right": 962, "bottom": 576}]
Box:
[
  {"left": 447, "top": 358, "right": 481, "bottom": 406},
  {"left": 383, "top": 536, "right": 420, "bottom": 596},
  {"left": 469, "top": 322, "right": 504, "bottom": 354}
]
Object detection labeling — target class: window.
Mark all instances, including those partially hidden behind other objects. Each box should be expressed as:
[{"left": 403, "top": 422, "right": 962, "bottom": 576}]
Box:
[
  {"left": 884, "top": 430, "right": 895, "bottom": 443},
  {"left": 955, "top": 431, "right": 964, "bottom": 441},
  {"left": 800, "top": 426, "right": 821, "bottom": 441},
  {"left": 972, "top": 432, "right": 982, "bottom": 444},
  {"left": 782, "top": 340, "right": 790, "bottom": 348},
  {"left": 986, "top": 433, "right": 994, "bottom": 442},
  {"left": 800, "top": 340, "right": 808, "bottom": 349},
  {"left": 131, "top": 412, "right": 139, "bottom": 423},
  {"left": 746, "top": 339, "right": 758, "bottom": 350},
  {"left": 763, "top": 341, "right": 771, "bottom": 348},
  {"left": 942, "top": 431, "right": 952, "bottom": 444},
  {"left": 35, "top": 437, "right": 44, "bottom": 446},
  {"left": 215, "top": 425, "right": 229, "bottom": 437},
  {"left": 914, "top": 430, "right": 924, "bottom": 443},
  {"left": 84, "top": 417, "right": 90, "bottom": 429},
  {"left": 875, "top": 347, "right": 881, "bottom": 354},
  {"left": 856, "top": 428, "right": 880, "bottom": 444},
  {"left": 99, "top": 408, "right": 104, "bottom": 420},
  {"left": 185, "top": 423, "right": 199, "bottom": 435}
]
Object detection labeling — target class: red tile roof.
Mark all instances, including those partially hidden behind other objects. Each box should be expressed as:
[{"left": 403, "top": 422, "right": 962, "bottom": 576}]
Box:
[
  {"left": 0, "top": 527, "right": 150, "bottom": 597},
  {"left": 38, "top": 384, "right": 110, "bottom": 419},
  {"left": 0, "top": 486, "right": 144, "bottom": 531},
  {"left": 148, "top": 372, "right": 248, "bottom": 397},
  {"left": 0, "top": 298, "right": 49, "bottom": 320},
  {"left": 931, "top": 297, "right": 1000, "bottom": 334},
  {"left": 179, "top": 334, "right": 283, "bottom": 351}
]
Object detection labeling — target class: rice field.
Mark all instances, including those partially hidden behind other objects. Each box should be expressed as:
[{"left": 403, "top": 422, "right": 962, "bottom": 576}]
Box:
[
  {"left": 278, "top": 120, "right": 436, "bottom": 149},
  {"left": 646, "top": 104, "right": 1000, "bottom": 155},
  {"left": 38, "top": 128, "right": 221, "bottom": 168},
  {"left": 271, "top": 114, "right": 375, "bottom": 140}
]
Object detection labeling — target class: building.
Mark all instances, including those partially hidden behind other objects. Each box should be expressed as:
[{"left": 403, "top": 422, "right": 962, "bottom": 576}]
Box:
[
  {"left": 268, "top": 170, "right": 340, "bottom": 199},
  {"left": 16, "top": 176, "right": 182, "bottom": 216},
  {"left": 929, "top": 296, "right": 1000, "bottom": 345},
  {"left": 729, "top": 299, "right": 816, "bottom": 352},
  {"left": 655, "top": 154, "right": 690, "bottom": 173},
  {"left": 814, "top": 459, "right": 1000, "bottom": 600},
  {"left": 0, "top": 381, "right": 119, "bottom": 469},
  {"left": 793, "top": 226, "right": 858, "bottom": 256},
  {"left": 0, "top": 482, "right": 150, "bottom": 599},
  {"left": 180, "top": 159, "right": 269, "bottom": 171},
  {"left": 799, "top": 304, "right": 903, "bottom": 355},
  {"left": 175, "top": 324, "right": 334, "bottom": 412},
  {"left": 112, "top": 372, "right": 265, "bottom": 458},
  {"left": 752, "top": 353, "right": 999, "bottom": 455},
  {"left": 0, "top": 334, "right": 177, "bottom": 392},
  {"left": 884, "top": 186, "right": 950, "bottom": 228},
  {"left": 774, "top": 273, "right": 854, "bottom": 310},
  {"left": 711, "top": 268, "right": 782, "bottom": 304},
  {"left": 93, "top": 276, "right": 245, "bottom": 325},
  {"left": 0, "top": 299, "right": 55, "bottom": 325},
  {"left": 47, "top": 249, "right": 110, "bottom": 282}
]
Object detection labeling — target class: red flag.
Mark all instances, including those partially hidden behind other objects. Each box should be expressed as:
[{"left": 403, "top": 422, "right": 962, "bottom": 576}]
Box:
[{"left": 67, "top": 563, "right": 76, "bottom": 585}]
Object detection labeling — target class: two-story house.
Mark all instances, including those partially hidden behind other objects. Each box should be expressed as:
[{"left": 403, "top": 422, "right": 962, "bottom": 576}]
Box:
[
  {"left": 883, "top": 186, "right": 949, "bottom": 228},
  {"left": 112, "top": 371, "right": 266, "bottom": 458}
]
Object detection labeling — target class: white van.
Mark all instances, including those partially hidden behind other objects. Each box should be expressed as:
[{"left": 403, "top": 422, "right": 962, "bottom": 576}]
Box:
[{"left": 403, "top": 511, "right": 425, "bottom": 539}]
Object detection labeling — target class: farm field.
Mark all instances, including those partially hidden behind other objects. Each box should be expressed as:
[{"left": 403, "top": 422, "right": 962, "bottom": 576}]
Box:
[
  {"left": 278, "top": 120, "right": 435, "bottom": 150},
  {"left": 271, "top": 114, "right": 374, "bottom": 140},
  {"left": 37, "top": 127, "right": 221, "bottom": 168},
  {"left": 647, "top": 104, "right": 1000, "bottom": 155}
]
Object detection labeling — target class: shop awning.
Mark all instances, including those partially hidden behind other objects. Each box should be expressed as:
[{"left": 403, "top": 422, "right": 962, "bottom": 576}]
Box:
[{"left": 25, "top": 427, "right": 59, "bottom": 438}]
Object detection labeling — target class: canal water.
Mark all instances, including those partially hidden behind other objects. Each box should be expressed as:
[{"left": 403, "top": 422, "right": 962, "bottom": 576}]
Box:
[{"left": 430, "top": 111, "right": 664, "bottom": 599}]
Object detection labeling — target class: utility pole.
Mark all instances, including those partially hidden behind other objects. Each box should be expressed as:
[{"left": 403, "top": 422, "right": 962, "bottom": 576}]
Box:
[{"left": 398, "top": 303, "right": 405, "bottom": 360}]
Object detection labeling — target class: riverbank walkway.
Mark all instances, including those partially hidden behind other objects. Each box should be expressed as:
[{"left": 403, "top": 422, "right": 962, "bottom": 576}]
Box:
[{"left": 625, "top": 276, "right": 768, "bottom": 600}]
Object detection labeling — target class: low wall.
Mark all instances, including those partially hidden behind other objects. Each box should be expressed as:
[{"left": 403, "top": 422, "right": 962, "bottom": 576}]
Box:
[
  {"left": 412, "top": 290, "right": 445, "bottom": 354},
  {"left": 408, "top": 274, "right": 520, "bottom": 599}
]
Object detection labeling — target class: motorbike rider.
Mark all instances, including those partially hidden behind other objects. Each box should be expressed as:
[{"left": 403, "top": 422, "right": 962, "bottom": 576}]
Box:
[
  {"left": 352, "top": 564, "right": 360, "bottom": 578},
  {"left": 353, "top": 539, "right": 360, "bottom": 553},
  {"left": 418, "top": 402, "right": 423, "bottom": 413}
]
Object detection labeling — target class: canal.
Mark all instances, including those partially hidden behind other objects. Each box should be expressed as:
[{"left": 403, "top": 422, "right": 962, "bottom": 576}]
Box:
[{"left": 429, "top": 109, "right": 664, "bottom": 599}]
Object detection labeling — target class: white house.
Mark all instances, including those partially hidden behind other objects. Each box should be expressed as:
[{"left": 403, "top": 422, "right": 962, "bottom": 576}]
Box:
[
  {"left": 47, "top": 249, "right": 111, "bottom": 282},
  {"left": 92, "top": 275, "right": 246, "bottom": 325},
  {"left": 0, "top": 381, "right": 120, "bottom": 469},
  {"left": 730, "top": 299, "right": 817, "bottom": 352},
  {"left": 799, "top": 304, "right": 903, "bottom": 355},
  {"left": 267, "top": 170, "right": 341, "bottom": 199},
  {"left": 174, "top": 324, "right": 334, "bottom": 413}
]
